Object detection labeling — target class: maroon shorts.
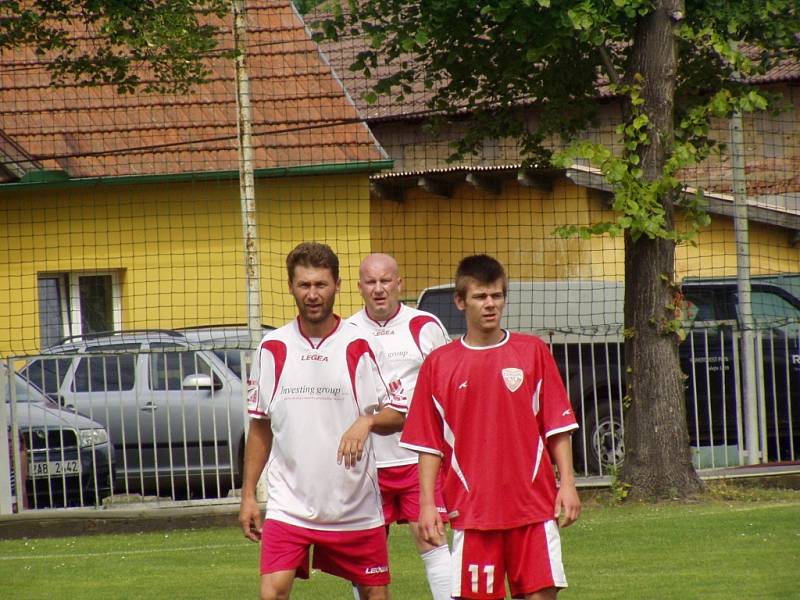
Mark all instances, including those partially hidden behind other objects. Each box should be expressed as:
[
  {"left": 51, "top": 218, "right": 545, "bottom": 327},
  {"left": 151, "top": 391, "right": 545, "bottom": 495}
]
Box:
[
  {"left": 450, "top": 521, "right": 566, "bottom": 599},
  {"left": 259, "top": 519, "right": 390, "bottom": 586},
  {"left": 378, "top": 463, "right": 448, "bottom": 524}
]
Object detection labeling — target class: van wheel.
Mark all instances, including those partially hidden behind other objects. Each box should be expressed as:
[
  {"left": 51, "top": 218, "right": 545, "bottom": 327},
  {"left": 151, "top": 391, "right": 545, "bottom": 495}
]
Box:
[{"left": 584, "top": 399, "right": 625, "bottom": 475}]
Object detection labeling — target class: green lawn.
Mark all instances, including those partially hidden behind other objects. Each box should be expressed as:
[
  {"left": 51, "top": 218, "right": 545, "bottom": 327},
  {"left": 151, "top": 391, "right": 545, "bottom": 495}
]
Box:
[{"left": 1, "top": 486, "right": 798, "bottom": 599}]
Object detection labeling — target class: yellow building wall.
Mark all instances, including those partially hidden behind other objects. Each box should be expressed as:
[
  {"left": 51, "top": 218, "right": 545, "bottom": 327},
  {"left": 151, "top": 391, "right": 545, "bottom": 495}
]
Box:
[
  {"left": 2, "top": 171, "right": 796, "bottom": 356},
  {"left": 370, "top": 177, "right": 800, "bottom": 301},
  {"left": 0, "top": 174, "right": 372, "bottom": 357}
]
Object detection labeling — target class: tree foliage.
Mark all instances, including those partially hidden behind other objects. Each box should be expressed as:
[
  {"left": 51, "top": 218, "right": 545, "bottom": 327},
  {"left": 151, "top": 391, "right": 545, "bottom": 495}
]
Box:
[
  {"left": 318, "top": 0, "right": 800, "bottom": 498},
  {"left": 318, "top": 0, "right": 798, "bottom": 241},
  {"left": 1, "top": 0, "right": 231, "bottom": 94}
]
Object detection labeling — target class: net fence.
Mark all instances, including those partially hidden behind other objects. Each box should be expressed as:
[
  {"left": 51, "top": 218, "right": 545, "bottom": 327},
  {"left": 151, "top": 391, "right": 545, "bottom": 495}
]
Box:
[{"left": 0, "top": 1, "right": 798, "bottom": 508}]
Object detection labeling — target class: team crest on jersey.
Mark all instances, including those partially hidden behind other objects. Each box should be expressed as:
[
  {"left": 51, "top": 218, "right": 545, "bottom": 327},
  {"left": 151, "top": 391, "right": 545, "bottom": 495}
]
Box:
[{"left": 501, "top": 368, "right": 524, "bottom": 392}]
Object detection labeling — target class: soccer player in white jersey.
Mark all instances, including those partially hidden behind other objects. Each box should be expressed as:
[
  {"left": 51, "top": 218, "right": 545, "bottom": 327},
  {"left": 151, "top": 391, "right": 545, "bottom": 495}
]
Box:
[
  {"left": 347, "top": 253, "right": 452, "bottom": 600},
  {"left": 238, "top": 242, "right": 406, "bottom": 600},
  {"left": 400, "top": 255, "right": 581, "bottom": 600}
]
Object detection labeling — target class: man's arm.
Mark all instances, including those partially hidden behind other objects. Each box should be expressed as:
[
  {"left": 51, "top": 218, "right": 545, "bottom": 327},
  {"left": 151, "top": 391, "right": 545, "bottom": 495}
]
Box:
[
  {"left": 337, "top": 407, "right": 405, "bottom": 469},
  {"left": 238, "top": 418, "right": 273, "bottom": 542},
  {"left": 417, "top": 451, "right": 444, "bottom": 544},
  {"left": 549, "top": 431, "right": 581, "bottom": 527}
]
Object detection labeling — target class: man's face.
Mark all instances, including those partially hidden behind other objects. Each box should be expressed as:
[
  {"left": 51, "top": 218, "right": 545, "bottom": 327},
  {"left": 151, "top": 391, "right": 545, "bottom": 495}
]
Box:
[
  {"left": 289, "top": 265, "right": 340, "bottom": 326},
  {"left": 358, "top": 257, "right": 402, "bottom": 321},
  {"left": 454, "top": 278, "right": 506, "bottom": 336}
]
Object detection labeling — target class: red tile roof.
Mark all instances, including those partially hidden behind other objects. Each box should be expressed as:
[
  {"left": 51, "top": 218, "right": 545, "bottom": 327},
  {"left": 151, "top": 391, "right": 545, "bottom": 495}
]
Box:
[
  {"left": 0, "top": 1, "right": 386, "bottom": 183},
  {"left": 314, "top": 15, "right": 800, "bottom": 122}
]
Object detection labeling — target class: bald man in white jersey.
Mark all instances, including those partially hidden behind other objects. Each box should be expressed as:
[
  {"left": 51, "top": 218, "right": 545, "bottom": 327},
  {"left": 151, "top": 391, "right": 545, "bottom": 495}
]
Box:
[
  {"left": 348, "top": 253, "right": 452, "bottom": 600},
  {"left": 239, "top": 242, "right": 406, "bottom": 600}
]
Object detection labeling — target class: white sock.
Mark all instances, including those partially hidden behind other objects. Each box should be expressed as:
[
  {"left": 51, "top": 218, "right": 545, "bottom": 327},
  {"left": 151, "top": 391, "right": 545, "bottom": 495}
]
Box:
[{"left": 421, "top": 544, "right": 452, "bottom": 600}]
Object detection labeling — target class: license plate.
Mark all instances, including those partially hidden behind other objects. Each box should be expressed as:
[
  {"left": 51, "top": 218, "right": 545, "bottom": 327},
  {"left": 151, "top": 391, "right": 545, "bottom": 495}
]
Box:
[{"left": 28, "top": 460, "right": 81, "bottom": 479}]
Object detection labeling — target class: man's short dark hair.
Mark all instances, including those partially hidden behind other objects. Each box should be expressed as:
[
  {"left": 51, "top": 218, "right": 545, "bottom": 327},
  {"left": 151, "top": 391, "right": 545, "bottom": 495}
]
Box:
[
  {"left": 286, "top": 242, "right": 340, "bottom": 282},
  {"left": 454, "top": 254, "right": 507, "bottom": 300}
]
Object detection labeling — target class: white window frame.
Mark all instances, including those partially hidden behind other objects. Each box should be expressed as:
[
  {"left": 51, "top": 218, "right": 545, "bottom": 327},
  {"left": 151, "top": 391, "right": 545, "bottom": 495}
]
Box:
[{"left": 38, "top": 271, "right": 123, "bottom": 341}]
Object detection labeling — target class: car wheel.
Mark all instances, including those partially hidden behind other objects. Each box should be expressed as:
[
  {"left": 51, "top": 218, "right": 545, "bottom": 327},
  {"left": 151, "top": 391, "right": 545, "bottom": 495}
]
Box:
[{"left": 582, "top": 395, "right": 625, "bottom": 475}]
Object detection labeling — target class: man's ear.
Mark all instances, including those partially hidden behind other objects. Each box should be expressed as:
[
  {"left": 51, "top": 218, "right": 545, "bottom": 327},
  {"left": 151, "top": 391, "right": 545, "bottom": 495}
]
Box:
[{"left": 453, "top": 292, "right": 466, "bottom": 312}]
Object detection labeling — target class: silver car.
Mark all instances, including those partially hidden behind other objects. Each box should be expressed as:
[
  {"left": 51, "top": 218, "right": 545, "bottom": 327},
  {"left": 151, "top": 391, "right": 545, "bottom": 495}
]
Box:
[
  {"left": 20, "top": 329, "right": 254, "bottom": 500},
  {"left": 4, "top": 364, "right": 114, "bottom": 508}
]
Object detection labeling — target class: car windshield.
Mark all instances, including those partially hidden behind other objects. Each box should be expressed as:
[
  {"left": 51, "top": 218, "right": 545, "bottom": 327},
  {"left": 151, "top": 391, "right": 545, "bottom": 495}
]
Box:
[
  {"left": 751, "top": 290, "right": 800, "bottom": 325},
  {"left": 10, "top": 373, "right": 46, "bottom": 403}
]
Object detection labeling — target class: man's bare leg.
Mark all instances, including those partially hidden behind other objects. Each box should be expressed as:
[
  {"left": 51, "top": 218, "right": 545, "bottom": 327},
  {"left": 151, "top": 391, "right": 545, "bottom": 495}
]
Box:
[
  {"left": 260, "top": 569, "right": 296, "bottom": 600},
  {"left": 356, "top": 584, "right": 390, "bottom": 600}
]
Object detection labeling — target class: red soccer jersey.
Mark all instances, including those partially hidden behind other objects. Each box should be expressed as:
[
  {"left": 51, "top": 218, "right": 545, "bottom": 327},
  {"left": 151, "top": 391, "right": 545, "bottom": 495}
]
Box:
[{"left": 400, "top": 331, "right": 578, "bottom": 530}]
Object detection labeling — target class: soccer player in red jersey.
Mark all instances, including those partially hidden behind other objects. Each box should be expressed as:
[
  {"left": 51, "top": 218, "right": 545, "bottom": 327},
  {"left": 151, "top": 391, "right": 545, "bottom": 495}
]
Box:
[
  {"left": 238, "top": 242, "right": 406, "bottom": 600},
  {"left": 348, "top": 253, "right": 452, "bottom": 600},
  {"left": 400, "top": 254, "right": 581, "bottom": 600}
]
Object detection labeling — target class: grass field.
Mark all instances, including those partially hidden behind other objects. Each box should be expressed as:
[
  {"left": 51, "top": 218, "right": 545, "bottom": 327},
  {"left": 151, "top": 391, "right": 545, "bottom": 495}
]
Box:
[{"left": 1, "top": 485, "right": 798, "bottom": 599}]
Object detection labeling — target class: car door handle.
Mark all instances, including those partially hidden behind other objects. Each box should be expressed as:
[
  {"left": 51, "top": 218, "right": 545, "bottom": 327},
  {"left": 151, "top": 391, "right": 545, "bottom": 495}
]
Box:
[{"left": 141, "top": 402, "right": 158, "bottom": 412}]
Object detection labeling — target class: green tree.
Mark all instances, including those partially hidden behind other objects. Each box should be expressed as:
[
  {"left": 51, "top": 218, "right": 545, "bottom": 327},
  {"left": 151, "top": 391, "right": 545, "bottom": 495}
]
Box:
[
  {"left": 293, "top": 0, "right": 325, "bottom": 14},
  {"left": 318, "top": 0, "right": 800, "bottom": 499},
  {"left": 0, "top": 0, "right": 230, "bottom": 94}
]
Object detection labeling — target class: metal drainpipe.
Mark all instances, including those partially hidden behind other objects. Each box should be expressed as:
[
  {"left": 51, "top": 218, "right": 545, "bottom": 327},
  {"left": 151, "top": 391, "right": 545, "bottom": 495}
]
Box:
[
  {"left": 232, "top": 0, "right": 267, "bottom": 499},
  {"left": 730, "top": 109, "right": 760, "bottom": 465}
]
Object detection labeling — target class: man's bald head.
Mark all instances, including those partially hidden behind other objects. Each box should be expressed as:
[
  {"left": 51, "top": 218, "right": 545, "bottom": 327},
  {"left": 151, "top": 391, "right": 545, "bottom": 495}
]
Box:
[
  {"left": 358, "top": 253, "right": 403, "bottom": 321},
  {"left": 359, "top": 253, "right": 399, "bottom": 278}
]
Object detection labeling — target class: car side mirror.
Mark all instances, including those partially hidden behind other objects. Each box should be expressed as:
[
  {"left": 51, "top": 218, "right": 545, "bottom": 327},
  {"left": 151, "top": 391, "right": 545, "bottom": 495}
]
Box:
[
  {"left": 48, "top": 394, "right": 74, "bottom": 411},
  {"left": 181, "top": 374, "right": 217, "bottom": 391}
]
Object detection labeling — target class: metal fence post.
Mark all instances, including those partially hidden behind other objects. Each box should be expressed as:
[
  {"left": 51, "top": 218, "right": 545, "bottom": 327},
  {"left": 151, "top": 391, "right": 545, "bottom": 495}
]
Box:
[
  {"left": 232, "top": 0, "right": 268, "bottom": 502},
  {"left": 730, "top": 109, "right": 760, "bottom": 465},
  {"left": 0, "top": 362, "right": 13, "bottom": 514}
]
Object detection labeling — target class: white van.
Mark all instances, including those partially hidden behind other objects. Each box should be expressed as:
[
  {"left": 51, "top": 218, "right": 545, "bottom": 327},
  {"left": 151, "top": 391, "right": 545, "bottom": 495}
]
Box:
[{"left": 416, "top": 280, "right": 625, "bottom": 342}]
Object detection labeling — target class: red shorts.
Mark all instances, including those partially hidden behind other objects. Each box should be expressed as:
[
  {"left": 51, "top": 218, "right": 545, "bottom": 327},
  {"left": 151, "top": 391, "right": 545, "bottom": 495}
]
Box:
[
  {"left": 450, "top": 521, "right": 566, "bottom": 599},
  {"left": 378, "top": 463, "right": 448, "bottom": 524},
  {"left": 259, "top": 519, "right": 390, "bottom": 586}
]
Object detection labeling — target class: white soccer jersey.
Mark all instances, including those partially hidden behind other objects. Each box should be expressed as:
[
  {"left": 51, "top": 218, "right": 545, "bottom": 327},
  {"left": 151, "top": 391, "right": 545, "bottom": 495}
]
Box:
[
  {"left": 347, "top": 303, "right": 450, "bottom": 468},
  {"left": 247, "top": 316, "right": 404, "bottom": 531}
]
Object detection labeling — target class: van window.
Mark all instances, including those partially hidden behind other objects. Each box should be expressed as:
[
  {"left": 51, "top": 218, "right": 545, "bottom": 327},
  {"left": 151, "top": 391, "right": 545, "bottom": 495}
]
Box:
[
  {"left": 751, "top": 291, "right": 800, "bottom": 325},
  {"left": 416, "top": 288, "right": 465, "bottom": 335},
  {"left": 73, "top": 354, "right": 136, "bottom": 392}
]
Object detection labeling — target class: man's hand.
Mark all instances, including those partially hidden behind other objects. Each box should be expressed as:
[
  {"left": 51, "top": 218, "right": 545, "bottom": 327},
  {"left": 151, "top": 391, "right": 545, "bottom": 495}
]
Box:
[
  {"left": 337, "top": 415, "right": 373, "bottom": 469},
  {"left": 239, "top": 495, "right": 263, "bottom": 542},
  {"left": 417, "top": 503, "right": 445, "bottom": 545},
  {"left": 554, "top": 480, "right": 581, "bottom": 528}
]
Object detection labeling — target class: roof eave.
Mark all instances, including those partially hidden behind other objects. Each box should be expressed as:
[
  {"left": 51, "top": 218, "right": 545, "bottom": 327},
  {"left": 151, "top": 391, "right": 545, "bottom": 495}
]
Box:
[{"left": 0, "top": 160, "right": 395, "bottom": 192}]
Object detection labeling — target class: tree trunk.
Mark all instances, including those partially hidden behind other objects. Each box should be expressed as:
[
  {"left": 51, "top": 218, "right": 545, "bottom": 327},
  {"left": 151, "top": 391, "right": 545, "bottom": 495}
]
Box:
[{"left": 618, "top": 0, "right": 704, "bottom": 499}]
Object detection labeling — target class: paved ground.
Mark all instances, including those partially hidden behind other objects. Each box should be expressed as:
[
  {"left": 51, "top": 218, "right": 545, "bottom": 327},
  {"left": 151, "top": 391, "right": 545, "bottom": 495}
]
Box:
[{"left": 2, "top": 464, "right": 799, "bottom": 540}]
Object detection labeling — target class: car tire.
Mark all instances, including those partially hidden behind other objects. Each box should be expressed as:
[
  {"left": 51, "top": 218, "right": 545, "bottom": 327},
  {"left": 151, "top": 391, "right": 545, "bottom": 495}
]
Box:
[{"left": 580, "top": 392, "right": 626, "bottom": 475}]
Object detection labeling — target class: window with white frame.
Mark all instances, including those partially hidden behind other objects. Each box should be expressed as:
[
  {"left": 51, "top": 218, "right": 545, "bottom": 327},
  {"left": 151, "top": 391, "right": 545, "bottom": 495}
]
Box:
[{"left": 37, "top": 272, "right": 122, "bottom": 347}]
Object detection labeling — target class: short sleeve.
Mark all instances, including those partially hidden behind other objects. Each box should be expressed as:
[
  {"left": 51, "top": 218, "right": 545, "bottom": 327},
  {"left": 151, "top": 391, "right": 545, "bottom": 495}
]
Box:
[
  {"left": 535, "top": 342, "right": 579, "bottom": 438},
  {"left": 410, "top": 314, "right": 451, "bottom": 358},
  {"left": 420, "top": 318, "right": 450, "bottom": 356},
  {"left": 248, "top": 339, "right": 285, "bottom": 419},
  {"left": 399, "top": 357, "right": 445, "bottom": 456}
]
